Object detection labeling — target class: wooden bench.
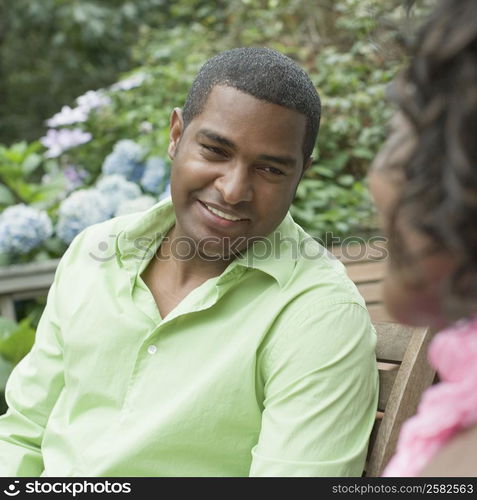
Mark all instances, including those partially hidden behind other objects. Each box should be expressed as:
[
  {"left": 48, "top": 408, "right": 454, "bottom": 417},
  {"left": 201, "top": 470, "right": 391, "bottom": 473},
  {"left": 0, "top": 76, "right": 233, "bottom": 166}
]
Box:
[
  {"left": 366, "top": 322, "right": 435, "bottom": 476},
  {"left": 0, "top": 244, "right": 436, "bottom": 477}
]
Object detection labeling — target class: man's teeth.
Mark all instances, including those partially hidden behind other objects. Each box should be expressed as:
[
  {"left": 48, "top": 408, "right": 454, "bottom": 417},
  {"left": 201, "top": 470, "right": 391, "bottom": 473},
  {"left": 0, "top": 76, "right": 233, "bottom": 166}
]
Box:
[{"left": 205, "top": 203, "right": 242, "bottom": 221}]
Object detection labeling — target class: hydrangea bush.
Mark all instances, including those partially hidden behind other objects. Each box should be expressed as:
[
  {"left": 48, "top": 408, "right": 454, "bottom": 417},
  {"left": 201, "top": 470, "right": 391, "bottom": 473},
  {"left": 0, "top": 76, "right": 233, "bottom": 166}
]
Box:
[
  {"left": 0, "top": 205, "right": 53, "bottom": 256},
  {"left": 0, "top": 64, "right": 172, "bottom": 265}
]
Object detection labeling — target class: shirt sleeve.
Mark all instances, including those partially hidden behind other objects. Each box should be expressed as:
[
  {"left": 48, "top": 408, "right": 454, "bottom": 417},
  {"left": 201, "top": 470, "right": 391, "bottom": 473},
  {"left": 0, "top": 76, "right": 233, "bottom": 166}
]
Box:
[
  {"left": 250, "top": 300, "right": 379, "bottom": 477},
  {"left": 0, "top": 250, "right": 69, "bottom": 476}
]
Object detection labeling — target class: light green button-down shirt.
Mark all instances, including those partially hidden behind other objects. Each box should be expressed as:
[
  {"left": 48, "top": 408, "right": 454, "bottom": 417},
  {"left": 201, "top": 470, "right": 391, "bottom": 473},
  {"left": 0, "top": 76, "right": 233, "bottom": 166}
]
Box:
[{"left": 0, "top": 198, "right": 378, "bottom": 477}]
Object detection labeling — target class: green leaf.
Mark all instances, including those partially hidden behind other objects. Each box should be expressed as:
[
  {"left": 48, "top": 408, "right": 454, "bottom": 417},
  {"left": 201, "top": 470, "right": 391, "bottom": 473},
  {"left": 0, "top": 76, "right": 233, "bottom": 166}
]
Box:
[
  {"left": 0, "top": 184, "right": 16, "bottom": 205},
  {"left": 0, "top": 317, "right": 18, "bottom": 342},
  {"left": 314, "top": 166, "right": 335, "bottom": 178},
  {"left": 0, "top": 356, "right": 13, "bottom": 415},
  {"left": 15, "top": 182, "right": 37, "bottom": 202},
  {"left": 352, "top": 147, "right": 375, "bottom": 160},
  {"left": 0, "top": 316, "right": 36, "bottom": 365},
  {"left": 42, "top": 236, "right": 67, "bottom": 256},
  {"left": 22, "top": 153, "right": 43, "bottom": 176},
  {"left": 0, "top": 356, "right": 13, "bottom": 393},
  {"left": 338, "top": 175, "right": 355, "bottom": 187}
]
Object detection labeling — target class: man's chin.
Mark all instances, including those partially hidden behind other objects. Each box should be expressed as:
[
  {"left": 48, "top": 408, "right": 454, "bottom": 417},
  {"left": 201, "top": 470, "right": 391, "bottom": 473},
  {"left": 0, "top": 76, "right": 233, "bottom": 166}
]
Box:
[{"left": 196, "top": 245, "right": 243, "bottom": 263}]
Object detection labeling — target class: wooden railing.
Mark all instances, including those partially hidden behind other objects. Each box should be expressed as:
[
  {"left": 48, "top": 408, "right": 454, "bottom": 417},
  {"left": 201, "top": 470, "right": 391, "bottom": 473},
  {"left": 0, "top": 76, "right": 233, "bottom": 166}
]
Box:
[{"left": 0, "top": 259, "right": 60, "bottom": 320}]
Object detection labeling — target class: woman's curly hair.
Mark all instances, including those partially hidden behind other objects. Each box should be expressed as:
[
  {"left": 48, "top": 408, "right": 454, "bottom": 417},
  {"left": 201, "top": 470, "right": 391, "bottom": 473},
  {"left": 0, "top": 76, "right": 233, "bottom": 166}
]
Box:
[{"left": 385, "top": 0, "right": 477, "bottom": 320}]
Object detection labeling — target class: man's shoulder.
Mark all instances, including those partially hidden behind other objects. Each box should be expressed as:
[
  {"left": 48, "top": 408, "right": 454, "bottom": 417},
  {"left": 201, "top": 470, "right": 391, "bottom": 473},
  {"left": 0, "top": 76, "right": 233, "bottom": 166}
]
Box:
[{"left": 282, "top": 221, "right": 365, "bottom": 307}]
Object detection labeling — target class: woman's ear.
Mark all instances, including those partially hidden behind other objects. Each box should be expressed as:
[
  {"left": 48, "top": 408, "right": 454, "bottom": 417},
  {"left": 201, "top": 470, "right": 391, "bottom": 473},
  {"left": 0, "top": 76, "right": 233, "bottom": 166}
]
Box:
[{"left": 168, "top": 108, "right": 184, "bottom": 160}]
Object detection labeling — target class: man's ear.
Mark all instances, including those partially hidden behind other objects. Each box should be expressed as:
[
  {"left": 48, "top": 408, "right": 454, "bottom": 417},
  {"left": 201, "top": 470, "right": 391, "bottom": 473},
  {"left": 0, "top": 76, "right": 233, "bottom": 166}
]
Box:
[{"left": 168, "top": 108, "right": 184, "bottom": 160}]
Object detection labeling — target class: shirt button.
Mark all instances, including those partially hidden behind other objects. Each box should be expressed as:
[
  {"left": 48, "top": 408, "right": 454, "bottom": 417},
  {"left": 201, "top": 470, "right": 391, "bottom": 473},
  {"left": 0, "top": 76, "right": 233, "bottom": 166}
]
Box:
[{"left": 147, "top": 345, "right": 157, "bottom": 355}]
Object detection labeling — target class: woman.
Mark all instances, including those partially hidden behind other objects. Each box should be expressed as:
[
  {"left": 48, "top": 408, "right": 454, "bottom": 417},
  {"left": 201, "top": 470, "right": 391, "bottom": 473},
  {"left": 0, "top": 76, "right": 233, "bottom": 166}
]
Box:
[{"left": 368, "top": 0, "right": 477, "bottom": 477}]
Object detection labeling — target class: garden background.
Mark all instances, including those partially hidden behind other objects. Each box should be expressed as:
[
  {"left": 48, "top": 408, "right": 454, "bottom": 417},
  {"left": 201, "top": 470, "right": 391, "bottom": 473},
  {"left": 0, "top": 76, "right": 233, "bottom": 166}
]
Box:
[{"left": 0, "top": 0, "right": 435, "bottom": 412}]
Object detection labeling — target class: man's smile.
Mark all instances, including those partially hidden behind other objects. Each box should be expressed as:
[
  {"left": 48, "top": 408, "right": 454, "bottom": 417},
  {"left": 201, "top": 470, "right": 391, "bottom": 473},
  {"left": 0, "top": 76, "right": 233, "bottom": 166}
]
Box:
[{"left": 198, "top": 200, "right": 250, "bottom": 226}]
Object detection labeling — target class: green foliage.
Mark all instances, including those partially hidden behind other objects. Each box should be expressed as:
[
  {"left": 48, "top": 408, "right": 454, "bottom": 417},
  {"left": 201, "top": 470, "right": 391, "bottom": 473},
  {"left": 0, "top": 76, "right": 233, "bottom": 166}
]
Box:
[
  {"left": 0, "top": 356, "right": 13, "bottom": 415},
  {"left": 0, "top": 315, "right": 36, "bottom": 414},
  {"left": 0, "top": 141, "right": 68, "bottom": 266},
  {"left": 0, "top": 0, "right": 167, "bottom": 144},
  {"left": 0, "top": 142, "right": 65, "bottom": 209},
  {"left": 0, "top": 316, "right": 36, "bottom": 366}
]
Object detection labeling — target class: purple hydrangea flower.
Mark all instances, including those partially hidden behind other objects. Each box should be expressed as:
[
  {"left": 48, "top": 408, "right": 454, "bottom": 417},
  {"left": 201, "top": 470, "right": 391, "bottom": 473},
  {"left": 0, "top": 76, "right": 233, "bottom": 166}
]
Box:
[
  {"left": 46, "top": 90, "right": 111, "bottom": 128},
  {"left": 40, "top": 128, "right": 92, "bottom": 158},
  {"left": 63, "top": 165, "right": 90, "bottom": 192},
  {"left": 46, "top": 106, "right": 89, "bottom": 128},
  {"left": 76, "top": 90, "right": 111, "bottom": 111},
  {"left": 110, "top": 73, "right": 146, "bottom": 91}
]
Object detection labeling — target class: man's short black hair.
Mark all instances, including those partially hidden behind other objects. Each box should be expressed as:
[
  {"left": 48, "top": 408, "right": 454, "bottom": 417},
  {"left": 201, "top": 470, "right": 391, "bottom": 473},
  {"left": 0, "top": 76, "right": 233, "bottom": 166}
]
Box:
[{"left": 182, "top": 47, "right": 321, "bottom": 162}]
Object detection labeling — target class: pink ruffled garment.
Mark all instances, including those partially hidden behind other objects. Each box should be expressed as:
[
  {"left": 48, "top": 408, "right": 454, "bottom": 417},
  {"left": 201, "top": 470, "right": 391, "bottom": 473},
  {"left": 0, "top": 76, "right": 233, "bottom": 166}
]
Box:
[{"left": 382, "top": 315, "right": 477, "bottom": 477}]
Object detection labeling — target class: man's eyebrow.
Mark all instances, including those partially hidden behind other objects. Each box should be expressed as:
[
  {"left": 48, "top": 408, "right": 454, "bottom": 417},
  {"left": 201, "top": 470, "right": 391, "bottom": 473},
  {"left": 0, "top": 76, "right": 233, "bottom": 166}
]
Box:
[
  {"left": 256, "top": 154, "right": 296, "bottom": 169},
  {"left": 197, "top": 129, "right": 236, "bottom": 150}
]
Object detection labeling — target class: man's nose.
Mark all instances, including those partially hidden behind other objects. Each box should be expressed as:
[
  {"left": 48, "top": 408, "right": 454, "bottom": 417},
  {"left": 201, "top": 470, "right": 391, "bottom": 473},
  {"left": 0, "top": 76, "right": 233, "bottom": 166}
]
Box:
[{"left": 215, "top": 164, "right": 253, "bottom": 204}]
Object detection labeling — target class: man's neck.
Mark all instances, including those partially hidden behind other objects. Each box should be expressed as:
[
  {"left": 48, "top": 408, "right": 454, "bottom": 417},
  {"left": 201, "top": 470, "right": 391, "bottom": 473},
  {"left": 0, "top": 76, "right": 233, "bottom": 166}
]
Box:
[{"left": 159, "top": 226, "right": 235, "bottom": 287}]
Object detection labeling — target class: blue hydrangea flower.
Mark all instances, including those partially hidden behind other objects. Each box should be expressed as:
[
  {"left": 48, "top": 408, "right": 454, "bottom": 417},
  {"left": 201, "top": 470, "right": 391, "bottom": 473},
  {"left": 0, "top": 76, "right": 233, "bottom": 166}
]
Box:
[
  {"left": 0, "top": 204, "right": 53, "bottom": 255},
  {"left": 159, "top": 180, "right": 171, "bottom": 201},
  {"left": 140, "top": 156, "right": 168, "bottom": 194},
  {"left": 115, "top": 195, "right": 157, "bottom": 217},
  {"left": 56, "top": 189, "right": 111, "bottom": 244},
  {"left": 102, "top": 140, "right": 145, "bottom": 182},
  {"left": 96, "top": 175, "right": 142, "bottom": 215}
]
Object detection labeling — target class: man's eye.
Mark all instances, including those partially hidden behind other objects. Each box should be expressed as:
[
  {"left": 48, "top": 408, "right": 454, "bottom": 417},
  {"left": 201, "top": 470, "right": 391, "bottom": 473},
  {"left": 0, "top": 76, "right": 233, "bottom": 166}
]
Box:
[
  {"left": 260, "top": 166, "right": 285, "bottom": 176},
  {"left": 201, "top": 144, "right": 226, "bottom": 156}
]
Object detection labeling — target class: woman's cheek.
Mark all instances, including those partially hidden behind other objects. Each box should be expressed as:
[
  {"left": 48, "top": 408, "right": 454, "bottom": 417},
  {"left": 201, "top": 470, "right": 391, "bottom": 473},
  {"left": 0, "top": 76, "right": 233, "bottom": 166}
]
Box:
[{"left": 382, "top": 266, "right": 451, "bottom": 329}]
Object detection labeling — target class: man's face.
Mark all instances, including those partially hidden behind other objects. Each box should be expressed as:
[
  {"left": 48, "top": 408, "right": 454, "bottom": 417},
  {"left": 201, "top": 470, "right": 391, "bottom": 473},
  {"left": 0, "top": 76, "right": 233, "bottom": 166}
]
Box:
[{"left": 168, "top": 85, "right": 311, "bottom": 258}]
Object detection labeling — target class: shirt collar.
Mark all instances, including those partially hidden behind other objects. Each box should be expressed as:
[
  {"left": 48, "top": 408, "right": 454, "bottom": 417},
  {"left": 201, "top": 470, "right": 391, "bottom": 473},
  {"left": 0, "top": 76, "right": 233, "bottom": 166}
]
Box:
[
  {"left": 234, "top": 213, "right": 299, "bottom": 288},
  {"left": 116, "top": 197, "right": 175, "bottom": 269},
  {"left": 116, "top": 197, "right": 298, "bottom": 288}
]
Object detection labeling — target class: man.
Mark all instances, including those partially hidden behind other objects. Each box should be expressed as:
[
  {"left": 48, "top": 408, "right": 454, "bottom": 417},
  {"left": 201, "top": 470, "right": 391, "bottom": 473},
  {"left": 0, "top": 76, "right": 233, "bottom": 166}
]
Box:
[{"left": 0, "top": 48, "right": 378, "bottom": 477}]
